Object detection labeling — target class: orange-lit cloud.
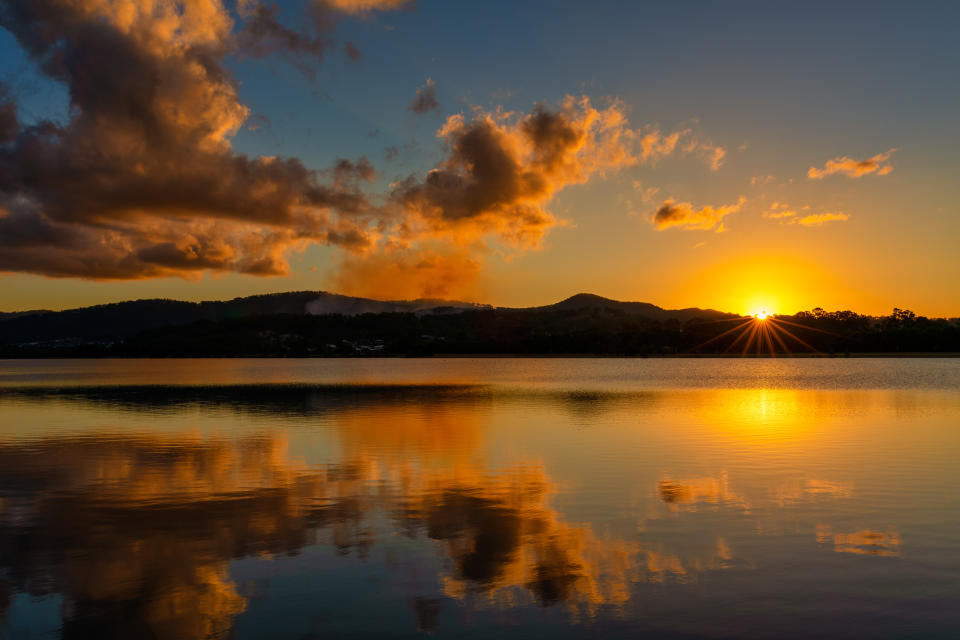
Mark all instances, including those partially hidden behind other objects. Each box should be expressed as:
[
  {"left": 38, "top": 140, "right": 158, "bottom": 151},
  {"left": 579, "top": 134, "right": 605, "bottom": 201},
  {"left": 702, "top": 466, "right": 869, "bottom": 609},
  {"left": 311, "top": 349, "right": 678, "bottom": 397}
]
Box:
[
  {"left": 324, "top": 96, "right": 645, "bottom": 297},
  {"left": 0, "top": 0, "right": 385, "bottom": 280},
  {"left": 807, "top": 148, "right": 896, "bottom": 179},
  {"left": 682, "top": 136, "right": 727, "bottom": 171},
  {"left": 632, "top": 180, "right": 660, "bottom": 203},
  {"left": 652, "top": 196, "right": 746, "bottom": 232},
  {"left": 0, "top": 1, "right": 731, "bottom": 298},
  {"left": 637, "top": 127, "right": 683, "bottom": 163},
  {"left": 793, "top": 212, "right": 850, "bottom": 226},
  {"left": 324, "top": 0, "right": 412, "bottom": 14},
  {"left": 761, "top": 203, "right": 849, "bottom": 227},
  {"left": 391, "top": 96, "right": 639, "bottom": 249},
  {"left": 762, "top": 202, "right": 798, "bottom": 219},
  {"left": 331, "top": 243, "right": 484, "bottom": 300},
  {"left": 637, "top": 127, "right": 727, "bottom": 170}
]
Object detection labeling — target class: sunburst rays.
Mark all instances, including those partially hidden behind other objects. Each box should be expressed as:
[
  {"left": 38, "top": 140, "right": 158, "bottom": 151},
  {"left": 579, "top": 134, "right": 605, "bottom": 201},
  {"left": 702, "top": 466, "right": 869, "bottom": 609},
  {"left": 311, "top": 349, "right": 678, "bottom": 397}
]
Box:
[{"left": 688, "top": 315, "right": 848, "bottom": 356}]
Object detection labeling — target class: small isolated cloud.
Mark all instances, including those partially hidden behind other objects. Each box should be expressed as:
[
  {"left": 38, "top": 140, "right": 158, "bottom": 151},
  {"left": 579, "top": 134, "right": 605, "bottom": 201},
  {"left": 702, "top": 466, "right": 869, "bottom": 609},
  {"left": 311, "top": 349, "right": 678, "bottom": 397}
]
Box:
[
  {"left": 635, "top": 127, "right": 727, "bottom": 170},
  {"left": 681, "top": 136, "right": 727, "bottom": 171},
  {"left": 343, "top": 42, "right": 362, "bottom": 61},
  {"left": 324, "top": 0, "right": 412, "bottom": 14},
  {"left": 763, "top": 202, "right": 797, "bottom": 219},
  {"left": 808, "top": 148, "right": 896, "bottom": 179},
  {"left": 794, "top": 212, "right": 850, "bottom": 226},
  {"left": 407, "top": 78, "right": 440, "bottom": 114},
  {"left": 637, "top": 128, "right": 684, "bottom": 163},
  {"left": 632, "top": 181, "right": 660, "bottom": 203},
  {"left": 750, "top": 175, "right": 775, "bottom": 186},
  {"left": 702, "top": 144, "right": 727, "bottom": 171},
  {"left": 652, "top": 197, "right": 746, "bottom": 232}
]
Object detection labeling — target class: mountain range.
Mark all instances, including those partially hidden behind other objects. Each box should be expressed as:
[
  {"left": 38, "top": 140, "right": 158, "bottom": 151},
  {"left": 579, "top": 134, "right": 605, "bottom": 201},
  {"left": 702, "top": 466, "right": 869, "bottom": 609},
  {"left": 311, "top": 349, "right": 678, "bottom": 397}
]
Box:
[{"left": 0, "top": 291, "right": 734, "bottom": 346}]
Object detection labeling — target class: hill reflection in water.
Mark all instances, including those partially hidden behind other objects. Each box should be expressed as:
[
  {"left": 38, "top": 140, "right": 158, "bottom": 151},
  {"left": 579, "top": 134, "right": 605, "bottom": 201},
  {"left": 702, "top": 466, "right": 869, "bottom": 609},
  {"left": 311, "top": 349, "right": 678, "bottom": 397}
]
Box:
[{"left": 1, "top": 375, "right": 959, "bottom": 638}]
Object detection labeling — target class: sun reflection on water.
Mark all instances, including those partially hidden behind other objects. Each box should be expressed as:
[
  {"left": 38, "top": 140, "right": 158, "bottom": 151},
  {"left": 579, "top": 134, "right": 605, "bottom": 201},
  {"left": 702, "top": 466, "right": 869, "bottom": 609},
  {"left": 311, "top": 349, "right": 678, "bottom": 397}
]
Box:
[{"left": 1, "top": 375, "right": 957, "bottom": 637}]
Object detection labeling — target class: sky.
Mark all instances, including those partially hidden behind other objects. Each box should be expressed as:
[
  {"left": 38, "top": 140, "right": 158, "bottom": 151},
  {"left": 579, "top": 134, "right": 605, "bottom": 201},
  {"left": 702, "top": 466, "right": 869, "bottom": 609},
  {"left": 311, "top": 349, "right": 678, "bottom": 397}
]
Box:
[{"left": 0, "top": 0, "right": 958, "bottom": 316}]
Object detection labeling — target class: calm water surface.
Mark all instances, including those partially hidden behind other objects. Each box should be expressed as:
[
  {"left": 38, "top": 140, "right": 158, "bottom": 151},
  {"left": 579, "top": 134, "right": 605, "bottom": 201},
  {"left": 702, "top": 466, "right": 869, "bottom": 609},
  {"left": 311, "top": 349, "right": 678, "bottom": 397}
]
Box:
[{"left": 0, "top": 358, "right": 958, "bottom": 638}]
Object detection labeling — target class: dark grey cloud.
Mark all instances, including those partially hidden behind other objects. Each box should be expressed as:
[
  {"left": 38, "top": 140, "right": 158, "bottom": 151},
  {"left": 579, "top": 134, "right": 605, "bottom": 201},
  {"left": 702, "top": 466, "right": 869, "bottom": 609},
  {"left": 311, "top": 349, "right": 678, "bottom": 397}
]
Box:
[
  {"left": 343, "top": 41, "right": 362, "bottom": 61},
  {"left": 407, "top": 78, "right": 440, "bottom": 114}
]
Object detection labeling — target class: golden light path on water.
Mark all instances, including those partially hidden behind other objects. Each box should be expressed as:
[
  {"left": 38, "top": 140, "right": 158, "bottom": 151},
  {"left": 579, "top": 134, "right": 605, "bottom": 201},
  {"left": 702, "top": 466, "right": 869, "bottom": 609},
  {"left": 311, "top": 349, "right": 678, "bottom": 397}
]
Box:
[{"left": 0, "top": 359, "right": 959, "bottom": 637}]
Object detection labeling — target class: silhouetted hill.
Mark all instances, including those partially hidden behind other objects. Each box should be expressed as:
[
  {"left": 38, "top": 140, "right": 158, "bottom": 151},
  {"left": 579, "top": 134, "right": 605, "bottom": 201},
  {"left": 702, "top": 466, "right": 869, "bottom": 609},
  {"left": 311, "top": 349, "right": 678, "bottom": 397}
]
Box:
[
  {"left": 526, "top": 293, "right": 727, "bottom": 322},
  {"left": 3, "top": 293, "right": 956, "bottom": 356},
  {"left": 0, "top": 291, "right": 730, "bottom": 346},
  {"left": 0, "top": 310, "right": 51, "bottom": 320},
  {"left": 0, "top": 291, "right": 487, "bottom": 345},
  {"left": 304, "top": 292, "right": 489, "bottom": 316}
]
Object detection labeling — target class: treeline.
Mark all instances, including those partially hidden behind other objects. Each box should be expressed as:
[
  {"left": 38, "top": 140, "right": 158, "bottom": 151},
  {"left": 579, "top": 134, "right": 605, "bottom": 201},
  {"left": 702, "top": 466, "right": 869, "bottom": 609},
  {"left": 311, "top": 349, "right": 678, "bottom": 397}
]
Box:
[{"left": 2, "top": 306, "right": 958, "bottom": 357}]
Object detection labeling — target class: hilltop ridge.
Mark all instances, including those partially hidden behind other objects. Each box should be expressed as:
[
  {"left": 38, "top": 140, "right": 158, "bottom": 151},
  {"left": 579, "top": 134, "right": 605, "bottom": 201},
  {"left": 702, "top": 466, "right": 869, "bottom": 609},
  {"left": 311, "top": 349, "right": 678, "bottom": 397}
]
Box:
[{"left": 0, "top": 290, "right": 733, "bottom": 347}]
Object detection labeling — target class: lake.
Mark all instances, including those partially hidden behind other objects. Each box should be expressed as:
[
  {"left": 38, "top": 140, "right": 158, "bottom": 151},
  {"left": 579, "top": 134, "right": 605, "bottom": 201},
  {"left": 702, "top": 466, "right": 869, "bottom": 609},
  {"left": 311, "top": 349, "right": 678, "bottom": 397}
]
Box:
[{"left": 1, "top": 358, "right": 958, "bottom": 639}]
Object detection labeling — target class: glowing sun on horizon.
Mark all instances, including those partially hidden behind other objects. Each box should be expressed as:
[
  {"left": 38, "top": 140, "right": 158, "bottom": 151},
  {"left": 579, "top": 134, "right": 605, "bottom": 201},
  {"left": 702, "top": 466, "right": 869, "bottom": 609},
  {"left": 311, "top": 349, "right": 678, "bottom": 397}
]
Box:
[{"left": 754, "top": 310, "right": 770, "bottom": 320}]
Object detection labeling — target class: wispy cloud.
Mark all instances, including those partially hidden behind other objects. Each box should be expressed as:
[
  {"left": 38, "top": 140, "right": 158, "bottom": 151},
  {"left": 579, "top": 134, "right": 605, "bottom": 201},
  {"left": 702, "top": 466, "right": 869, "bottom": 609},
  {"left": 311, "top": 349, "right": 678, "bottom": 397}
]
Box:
[
  {"left": 324, "top": 0, "right": 413, "bottom": 14},
  {"left": 808, "top": 148, "right": 896, "bottom": 179},
  {"left": 761, "top": 202, "right": 849, "bottom": 227},
  {"left": 793, "top": 212, "right": 850, "bottom": 226},
  {"left": 632, "top": 181, "right": 660, "bottom": 203},
  {"left": 762, "top": 202, "right": 797, "bottom": 219}
]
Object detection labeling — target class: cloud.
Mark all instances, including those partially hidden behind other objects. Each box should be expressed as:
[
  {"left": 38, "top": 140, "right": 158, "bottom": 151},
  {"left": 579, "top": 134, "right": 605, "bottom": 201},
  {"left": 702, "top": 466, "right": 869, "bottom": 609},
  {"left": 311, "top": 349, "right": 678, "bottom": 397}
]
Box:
[
  {"left": 407, "top": 77, "right": 440, "bottom": 114},
  {"left": 236, "top": 3, "right": 327, "bottom": 72},
  {"left": 632, "top": 180, "right": 660, "bottom": 203},
  {"left": 0, "top": 83, "right": 16, "bottom": 144},
  {"left": 343, "top": 41, "right": 362, "bottom": 61},
  {"left": 793, "top": 212, "right": 850, "bottom": 226},
  {"left": 331, "top": 243, "right": 483, "bottom": 300},
  {"left": 761, "top": 202, "right": 850, "bottom": 227},
  {"left": 0, "top": 0, "right": 382, "bottom": 280},
  {"left": 808, "top": 148, "right": 896, "bottom": 179},
  {"left": 323, "top": 0, "right": 413, "bottom": 15},
  {"left": 652, "top": 197, "right": 746, "bottom": 232},
  {"left": 637, "top": 127, "right": 727, "bottom": 170},
  {"left": 681, "top": 135, "right": 727, "bottom": 171},
  {"left": 390, "top": 95, "right": 638, "bottom": 249},
  {"left": 703, "top": 144, "right": 727, "bottom": 171},
  {"left": 0, "top": 3, "right": 729, "bottom": 298},
  {"left": 235, "top": 0, "right": 408, "bottom": 75},
  {"left": 329, "top": 95, "right": 643, "bottom": 296},
  {"left": 637, "top": 128, "right": 683, "bottom": 163},
  {"left": 337, "top": 98, "right": 732, "bottom": 295},
  {"left": 762, "top": 201, "right": 797, "bottom": 219}
]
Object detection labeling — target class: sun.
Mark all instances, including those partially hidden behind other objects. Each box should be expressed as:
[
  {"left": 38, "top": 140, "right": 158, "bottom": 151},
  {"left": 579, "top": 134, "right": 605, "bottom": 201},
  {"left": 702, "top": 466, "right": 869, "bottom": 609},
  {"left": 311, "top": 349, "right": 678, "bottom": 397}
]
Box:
[{"left": 754, "top": 310, "right": 770, "bottom": 320}]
